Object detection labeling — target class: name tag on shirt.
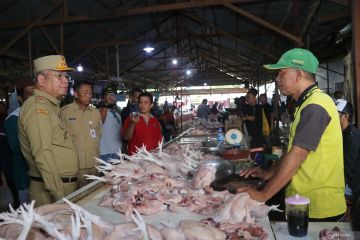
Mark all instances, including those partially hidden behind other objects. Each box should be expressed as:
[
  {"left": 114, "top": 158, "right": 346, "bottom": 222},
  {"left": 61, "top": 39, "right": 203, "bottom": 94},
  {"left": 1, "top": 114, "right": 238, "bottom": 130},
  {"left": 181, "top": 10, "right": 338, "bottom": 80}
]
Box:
[{"left": 90, "top": 129, "right": 96, "bottom": 138}]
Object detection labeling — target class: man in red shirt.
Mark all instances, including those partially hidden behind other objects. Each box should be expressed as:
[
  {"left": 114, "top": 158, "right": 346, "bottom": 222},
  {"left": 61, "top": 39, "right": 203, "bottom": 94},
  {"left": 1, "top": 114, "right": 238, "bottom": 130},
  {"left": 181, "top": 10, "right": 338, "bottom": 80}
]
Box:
[{"left": 122, "top": 92, "right": 163, "bottom": 155}]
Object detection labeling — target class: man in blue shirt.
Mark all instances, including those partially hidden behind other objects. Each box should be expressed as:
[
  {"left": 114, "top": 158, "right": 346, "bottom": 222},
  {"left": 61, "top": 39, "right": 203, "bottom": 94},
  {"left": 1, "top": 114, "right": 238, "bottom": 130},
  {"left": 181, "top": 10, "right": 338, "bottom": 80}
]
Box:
[{"left": 197, "top": 99, "right": 211, "bottom": 120}]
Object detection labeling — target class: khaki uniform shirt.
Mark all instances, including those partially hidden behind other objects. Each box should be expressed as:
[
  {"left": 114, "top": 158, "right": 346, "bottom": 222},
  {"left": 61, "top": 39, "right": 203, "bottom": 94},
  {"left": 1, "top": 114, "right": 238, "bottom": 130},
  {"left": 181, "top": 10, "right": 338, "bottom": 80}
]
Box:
[
  {"left": 60, "top": 102, "right": 102, "bottom": 169},
  {"left": 18, "top": 89, "right": 79, "bottom": 200}
]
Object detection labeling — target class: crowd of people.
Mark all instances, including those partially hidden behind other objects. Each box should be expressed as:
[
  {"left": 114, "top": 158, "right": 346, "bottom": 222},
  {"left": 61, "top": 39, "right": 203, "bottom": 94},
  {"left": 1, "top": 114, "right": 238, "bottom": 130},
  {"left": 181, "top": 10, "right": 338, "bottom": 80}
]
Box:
[
  {"left": 0, "top": 55, "right": 178, "bottom": 209},
  {"left": 195, "top": 99, "right": 227, "bottom": 122},
  {"left": 199, "top": 89, "right": 274, "bottom": 151}
]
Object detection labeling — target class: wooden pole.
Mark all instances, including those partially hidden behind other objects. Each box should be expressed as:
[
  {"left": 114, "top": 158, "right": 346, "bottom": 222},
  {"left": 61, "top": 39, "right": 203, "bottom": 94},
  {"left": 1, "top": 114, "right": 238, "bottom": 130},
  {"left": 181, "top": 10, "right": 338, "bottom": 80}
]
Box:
[
  {"left": 27, "top": 4, "right": 32, "bottom": 76},
  {"left": 116, "top": 45, "right": 119, "bottom": 77},
  {"left": 60, "top": 3, "right": 64, "bottom": 55},
  {"left": 353, "top": 0, "right": 360, "bottom": 126},
  {"left": 180, "top": 86, "right": 183, "bottom": 133},
  {"left": 28, "top": 31, "right": 32, "bottom": 77},
  {"left": 105, "top": 46, "right": 109, "bottom": 77},
  {"left": 326, "top": 63, "right": 330, "bottom": 94},
  {"left": 60, "top": 23, "right": 64, "bottom": 54}
]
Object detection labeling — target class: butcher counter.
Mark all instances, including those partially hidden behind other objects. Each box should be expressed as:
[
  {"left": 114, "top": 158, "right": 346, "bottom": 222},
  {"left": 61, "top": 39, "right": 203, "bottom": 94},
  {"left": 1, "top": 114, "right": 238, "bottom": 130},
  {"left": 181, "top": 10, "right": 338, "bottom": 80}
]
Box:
[
  {"left": 56, "top": 127, "right": 354, "bottom": 240},
  {"left": 59, "top": 180, "right": 275, "bottom": 239},
  {"left": 55, "top": 127, "right": 275, "bottom": 239},
  {"left": 59, "top": 181, "right": 355, "bottom": 240}
]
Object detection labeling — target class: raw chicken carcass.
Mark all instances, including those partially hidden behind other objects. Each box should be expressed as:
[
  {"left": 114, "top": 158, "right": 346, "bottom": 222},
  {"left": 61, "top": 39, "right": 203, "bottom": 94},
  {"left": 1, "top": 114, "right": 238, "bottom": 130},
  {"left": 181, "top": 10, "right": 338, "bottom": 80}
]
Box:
[
  {"left": 104, "top": 223, "right": 141, "bottom": 240},
  {"left": 191, "top": 164, "right": 217, "bottom": 190},
  {"left": 0, "top": 224, "right": 48, "bottom": 240},
  {"left": 143, "top": 162, "right": 166, "bottom": 177},
  {"left": 0, "top": 199, "right": 164, "bottom": 240},
  {"left": 109, "top": 162, "right": 145, "bottom": 179},
  {"left": 113, "top": 197, "right": 134, "bottom": 217},
  {"left": 0, "top": 199, "right": 116, "bottom": 240},
  {"left": 213, "top": 192, "right": 261, "bottom": 224},
  {"left": 104, "top": 222, "right": 162, "bottom": 240},
  {"left": 135, "top": 199, "right": 167, "bottom": 215},
  {"left": 250, "top": 203, "right": 281, "bottom": 218},
  {"left": 178, "top": 220, "right": 226, "bottom": 240},
  {"left": 160, "top": 220, "right": 226, "bottom": 240},
  {"left": 160, "top": 228, "right": 186, "bottom": 240},
  {"left": 201, "top": 218, "right": 268, "bottom": 240}
]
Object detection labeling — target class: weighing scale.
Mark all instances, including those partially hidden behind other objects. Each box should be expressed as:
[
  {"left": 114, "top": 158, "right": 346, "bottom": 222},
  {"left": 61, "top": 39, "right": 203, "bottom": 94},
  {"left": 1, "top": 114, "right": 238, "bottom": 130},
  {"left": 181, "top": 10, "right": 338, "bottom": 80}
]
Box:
[{"left": 225, "top": 128, "right": 243, "bottom": 146}]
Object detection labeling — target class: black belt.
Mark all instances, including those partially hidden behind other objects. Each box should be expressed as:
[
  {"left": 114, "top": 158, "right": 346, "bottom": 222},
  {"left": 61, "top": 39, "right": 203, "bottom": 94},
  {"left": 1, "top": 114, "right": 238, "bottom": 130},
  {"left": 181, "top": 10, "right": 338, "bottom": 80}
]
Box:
[{"left": 30, "top": 176, "right": 78, "bottom": 183}]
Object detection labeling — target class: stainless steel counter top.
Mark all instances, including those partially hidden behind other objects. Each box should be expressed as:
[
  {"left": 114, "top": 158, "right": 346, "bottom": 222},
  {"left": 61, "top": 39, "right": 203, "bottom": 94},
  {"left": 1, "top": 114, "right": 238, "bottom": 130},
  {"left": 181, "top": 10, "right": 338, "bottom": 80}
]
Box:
[{"left": 61, "top": 182, "right": 275, "bottom": 239}]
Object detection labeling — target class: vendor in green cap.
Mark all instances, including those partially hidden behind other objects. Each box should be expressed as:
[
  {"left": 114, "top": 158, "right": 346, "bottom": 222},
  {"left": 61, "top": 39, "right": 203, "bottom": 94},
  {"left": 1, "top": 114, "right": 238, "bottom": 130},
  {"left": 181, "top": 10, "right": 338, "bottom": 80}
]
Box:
[{"left": 239, "top": 48, "right": 346, "bottom": 221}]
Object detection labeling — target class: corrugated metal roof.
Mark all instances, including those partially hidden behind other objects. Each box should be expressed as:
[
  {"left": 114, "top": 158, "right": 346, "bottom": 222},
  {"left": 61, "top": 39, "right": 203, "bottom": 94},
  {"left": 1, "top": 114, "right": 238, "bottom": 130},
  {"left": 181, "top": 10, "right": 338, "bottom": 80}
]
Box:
[{"left": 0, "top": 0, "right": 351, "bottom": 90}]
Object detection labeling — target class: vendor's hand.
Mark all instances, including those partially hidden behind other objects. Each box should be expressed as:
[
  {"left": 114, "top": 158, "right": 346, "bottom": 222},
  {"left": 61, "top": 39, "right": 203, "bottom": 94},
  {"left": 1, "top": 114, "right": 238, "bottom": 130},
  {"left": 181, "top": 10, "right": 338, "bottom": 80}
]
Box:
[
  {"left": 240, "top": 166, "right": 269, "bottom": 180},
  {"left": 236, "top": 187, "right": 267, "bottom": 202}
]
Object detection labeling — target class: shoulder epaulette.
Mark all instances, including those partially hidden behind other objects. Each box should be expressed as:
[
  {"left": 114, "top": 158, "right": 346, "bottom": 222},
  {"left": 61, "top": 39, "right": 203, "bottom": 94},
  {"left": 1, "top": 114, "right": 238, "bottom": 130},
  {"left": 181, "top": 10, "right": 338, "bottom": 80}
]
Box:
[{"left": 36, "top": 96, "right": 46, "bottom": 104}]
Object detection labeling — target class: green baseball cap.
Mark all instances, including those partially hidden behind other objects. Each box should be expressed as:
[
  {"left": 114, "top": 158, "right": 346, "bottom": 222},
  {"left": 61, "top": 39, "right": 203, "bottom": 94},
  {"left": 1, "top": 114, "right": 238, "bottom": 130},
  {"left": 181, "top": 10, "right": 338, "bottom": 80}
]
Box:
[{"left": 263, "top": 48, "right": 319, "bottom": 74}]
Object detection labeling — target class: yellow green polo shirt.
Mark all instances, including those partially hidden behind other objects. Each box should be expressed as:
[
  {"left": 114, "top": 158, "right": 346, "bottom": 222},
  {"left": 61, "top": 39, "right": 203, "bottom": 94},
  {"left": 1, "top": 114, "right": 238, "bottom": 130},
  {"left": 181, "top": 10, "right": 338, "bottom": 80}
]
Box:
[{"left": 286, "top": 85, "right": 346, "bottom": 219}]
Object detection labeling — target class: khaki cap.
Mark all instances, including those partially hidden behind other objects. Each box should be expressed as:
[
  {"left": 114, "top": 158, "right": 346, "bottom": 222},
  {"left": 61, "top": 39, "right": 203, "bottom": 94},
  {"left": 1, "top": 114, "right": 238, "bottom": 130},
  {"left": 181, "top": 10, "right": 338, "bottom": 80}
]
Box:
[{"left": 33, "top": 55, "right": 74, "bottom": 73}]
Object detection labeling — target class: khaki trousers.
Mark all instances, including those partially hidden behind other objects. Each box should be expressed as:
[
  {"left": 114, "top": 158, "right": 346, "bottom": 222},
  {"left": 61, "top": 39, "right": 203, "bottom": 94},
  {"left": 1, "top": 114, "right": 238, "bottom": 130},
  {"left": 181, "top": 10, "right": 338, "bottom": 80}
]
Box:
[{"left": 29, "top": 180, "right": 78, "bottom": 207}]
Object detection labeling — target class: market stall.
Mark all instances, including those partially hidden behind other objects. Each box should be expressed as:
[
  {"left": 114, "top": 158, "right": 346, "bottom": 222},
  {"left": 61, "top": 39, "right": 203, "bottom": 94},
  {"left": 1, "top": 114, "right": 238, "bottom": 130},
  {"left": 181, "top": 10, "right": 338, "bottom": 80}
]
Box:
[
  {"left": 65, "top": 182, "right": 274, "bottom": 239},
  {"left": 1, "top": 124, "right": 353, "bottom": 239},
  {"left": 51, "top": 124, "right": 277, "bottom": 239}
]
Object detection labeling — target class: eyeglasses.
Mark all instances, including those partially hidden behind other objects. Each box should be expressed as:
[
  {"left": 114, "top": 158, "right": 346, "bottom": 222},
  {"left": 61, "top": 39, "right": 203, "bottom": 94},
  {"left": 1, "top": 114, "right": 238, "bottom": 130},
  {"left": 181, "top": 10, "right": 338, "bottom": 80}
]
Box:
[{"left": 41, "top": 73, "right": 71, "bottom": 81}]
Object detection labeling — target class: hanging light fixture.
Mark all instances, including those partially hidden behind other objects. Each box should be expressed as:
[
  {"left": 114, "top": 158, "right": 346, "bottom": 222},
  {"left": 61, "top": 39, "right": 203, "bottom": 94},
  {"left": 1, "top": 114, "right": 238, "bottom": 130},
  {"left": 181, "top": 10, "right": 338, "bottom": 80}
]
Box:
[
  {"left": 77, "top": 64, "right": 83, "bottom": 72},
  {"left": 172, "top": 59, "right": 178, "bottom": 65},
  {"left": 143, "top": 46, "right": 155, "bottom": 53}
]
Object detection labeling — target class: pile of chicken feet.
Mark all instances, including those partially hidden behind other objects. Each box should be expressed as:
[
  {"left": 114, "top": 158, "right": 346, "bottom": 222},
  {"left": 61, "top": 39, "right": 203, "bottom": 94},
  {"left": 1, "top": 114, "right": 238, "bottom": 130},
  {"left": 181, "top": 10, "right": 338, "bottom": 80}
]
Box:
[{"left": 0, "top": 197, "right": 230, "bottom": 240}]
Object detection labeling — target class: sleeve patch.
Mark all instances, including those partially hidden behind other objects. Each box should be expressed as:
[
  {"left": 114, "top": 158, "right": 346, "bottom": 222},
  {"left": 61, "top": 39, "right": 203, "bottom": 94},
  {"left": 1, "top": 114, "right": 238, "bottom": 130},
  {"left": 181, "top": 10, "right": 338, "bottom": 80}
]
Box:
[{"left": 36, "top": 109, "right": 49, "bottom": 115}]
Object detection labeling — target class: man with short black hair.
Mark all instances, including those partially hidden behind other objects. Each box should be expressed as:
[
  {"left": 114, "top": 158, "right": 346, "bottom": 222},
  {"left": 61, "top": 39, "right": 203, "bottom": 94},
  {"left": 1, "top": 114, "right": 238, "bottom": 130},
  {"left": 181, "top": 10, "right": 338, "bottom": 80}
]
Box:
[
  {"left": 60, "top": 80, "right": 102, "bottom": 187},
  {"left": 334, "top": 91, "right": 343, "bottom": 100},
  {"left": 121, "top": 88, "right": 142, "bottom": 124},
  {"left": 197, "top": 99, "right": 211, "bottom": 120},
  {"left": 336, "top": 99, "right": 360, "bottom": 199},
  {"left": 243, "top": 88, "right": 265, "bottom": 148},
  {"left": 122, "top": 92, "right": 162, "bottom": 155},
  {"left": 99, "top": 86, "right": 122, "bottom": 161}
]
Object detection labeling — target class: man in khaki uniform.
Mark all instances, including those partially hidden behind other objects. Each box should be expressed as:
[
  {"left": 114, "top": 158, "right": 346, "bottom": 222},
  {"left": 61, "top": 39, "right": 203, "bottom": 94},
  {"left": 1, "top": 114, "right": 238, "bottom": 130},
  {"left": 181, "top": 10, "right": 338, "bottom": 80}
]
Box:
[
  {"left": 18, "top": 55, "right": 79, "bottom": 207},
  {"left": 60, "top": 80, "right": 102, "bottom": 187}
]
